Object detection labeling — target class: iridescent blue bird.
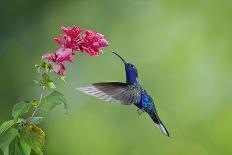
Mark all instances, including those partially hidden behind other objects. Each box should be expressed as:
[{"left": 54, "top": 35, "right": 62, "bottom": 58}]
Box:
[{"left": 77, "top": 52, "right": 170, "bottom": 136}]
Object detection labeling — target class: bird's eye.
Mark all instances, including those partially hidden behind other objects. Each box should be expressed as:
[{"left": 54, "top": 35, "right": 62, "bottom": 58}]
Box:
[{"left": 130, "top": 64, "right": 134, "bottom": 68}]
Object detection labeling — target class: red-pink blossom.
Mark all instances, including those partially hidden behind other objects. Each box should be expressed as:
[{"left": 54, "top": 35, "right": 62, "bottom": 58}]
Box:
[
  {"left": 42, "top": 48, "right": 74, "bottom": 75},
  {"left": 61, "top": 26, "right": 82, "bottom": 38},
  {"left": 42, "top": 25, "right": 110, "bottom": 75},
  {"left": 80, "top": 30, "right": 109, "bottom": 56},
  {"left": 54, "top": 26, "right": 82, "bottom": 51},
  {"left": 54, "top": 26, "right": 109, "bottom": 55}
]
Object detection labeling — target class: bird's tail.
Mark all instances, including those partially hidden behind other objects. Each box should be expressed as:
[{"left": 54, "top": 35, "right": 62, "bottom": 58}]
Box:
[{"left": 149, "top": 113, "right": 170, "bottom": 137}]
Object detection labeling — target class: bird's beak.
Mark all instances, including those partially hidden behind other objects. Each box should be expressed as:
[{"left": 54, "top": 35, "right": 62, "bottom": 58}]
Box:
[{"left": 112, "top": 52, "right": 127, "bottom": 64}]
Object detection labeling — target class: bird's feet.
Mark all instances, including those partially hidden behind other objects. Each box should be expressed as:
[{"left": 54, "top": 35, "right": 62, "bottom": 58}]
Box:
[{"left": 137, "top": 109, "right": 144, "bottom": 115}]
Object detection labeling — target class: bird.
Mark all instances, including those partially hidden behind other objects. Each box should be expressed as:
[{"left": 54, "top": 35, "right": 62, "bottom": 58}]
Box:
[{"left": 77, "top": 52, "right": 170, "bottom": 137}]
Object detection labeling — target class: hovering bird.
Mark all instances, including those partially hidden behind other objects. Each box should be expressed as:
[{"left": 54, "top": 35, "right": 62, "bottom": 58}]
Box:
[{"left": 77, "top": 52, "right": 169, "bottom": 136}]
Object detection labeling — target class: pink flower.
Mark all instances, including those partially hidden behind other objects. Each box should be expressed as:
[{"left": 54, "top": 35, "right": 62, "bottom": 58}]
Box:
[
  {"left": 42, "top": 48, "right": 74, "bottom": 75},
  {"left": 61, "top": 26, "right": 82, "bottom": 38},
  {"left": 41, "top": 25, "right": 110, "bottom": 76},
  {"left": 54, "top": 26, "right": 82, "bottom": 51},
  {"left": 80, "top": 30, "right": 109, "bottom": 55},
  {"left": 54, "top": 26, "right": 109, "bottom": 56}
]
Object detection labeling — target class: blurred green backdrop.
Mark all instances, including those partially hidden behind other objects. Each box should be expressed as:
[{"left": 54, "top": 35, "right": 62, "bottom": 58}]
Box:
[{"left": 0, "top": 0, "right": 232, "bottom": 154}]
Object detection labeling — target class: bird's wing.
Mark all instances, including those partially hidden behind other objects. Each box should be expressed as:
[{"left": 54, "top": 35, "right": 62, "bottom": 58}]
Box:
[{"left": 77, "top": 82, "right": 141, "bottom": 105}]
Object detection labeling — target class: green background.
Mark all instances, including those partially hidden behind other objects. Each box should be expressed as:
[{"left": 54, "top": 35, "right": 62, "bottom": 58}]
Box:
[{"left": 0, "top": 0, "right": 232, "bottom": 154}]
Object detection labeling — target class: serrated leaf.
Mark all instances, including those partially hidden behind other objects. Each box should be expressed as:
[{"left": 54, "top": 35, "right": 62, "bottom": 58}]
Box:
[
  {"left": 41, "top": 90, "right": 67, "bottom": 113},
  {"left": 20, "top": 124, "right": 45, "bottom": 155},
  {"left": 0, "top": 120, "right": 15, "bottom": 136},
  {"left": 12, "top": 102, "right": 31, "bottom": 119},
  {"left": 0, "top": 127, "right": 18, "bottom": 155},
  {"left": 25, "top": 117, "right": 44, "bottom": 125}
]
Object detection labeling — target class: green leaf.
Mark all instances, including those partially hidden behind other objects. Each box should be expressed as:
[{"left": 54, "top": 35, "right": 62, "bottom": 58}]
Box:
[
  {"left": 19, "top": 137, "right": 31, "bottom": 155},
  {"left": 0, "top": 127, "right": 18, "bottom": 155},
  {"left": 41, "top": 90, "right": 67, "bottom": 113},
  {"left": 12, "top": 102, "right": 31, "bottom": 119},
  {"left": 47, "top": 80, "right": 56, "bottom": 89},
  {"left": 39, "top": 79, "right": 47, "bottom": 87},
  {"left": 20, "top": 124, "right": 45, "bottom": 155},
  {"left": 0, "top": 120, "right": 15, "bottom": 136},
  {"left": 41, "top": 61, "right": 51, "bottom": 70},
  {"left": 59, "top": 76, "right": 66, "bottom": 83},
  {"left": 25, "top": 117, "right": 44, "bottom": 125},
  {"left": 32, "top": 100, "right": 39, "bottom": 106},
  {"left": 14, "top": 137, "right": 25, "bottom": 155}
]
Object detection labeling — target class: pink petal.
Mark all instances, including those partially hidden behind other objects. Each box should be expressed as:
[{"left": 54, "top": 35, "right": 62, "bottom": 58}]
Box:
[
  {"left": 42, "top": 53, "right": 55, "bottom": 60},
  {"left": 54, "top": 38, "right": 64, "bottom": 46},
  {"left": 84, "top": 30, "right": 91, "bottom": 36},
  {"left": 92, "top": 42, "right": 100, "bottom": 47},
  {"left": 61, "top": 26, "right": 82, "bottom": 38},
  {"left": 61, "top": 26, "right": 69, "bottom": 35},
  {"left": 49, "top": 61, "right": 66, "bottom": 75},
  {"left": 82, "top": 46, "right": 99, "bottom": 56},
  {"left": 55, "top": 48, "right": 74, "bottom": 62},
  {"left": 60, "top": 63, "right": 66, "bottom": 75},
  {"left": 99, "top": 39, "right": 109, "bottom": 47},
  {"left": 96, "top": 32, "right": 104, "bottom": 38},
  {"left": 49, "top": 61, "right": 62, "bottom": 74}
]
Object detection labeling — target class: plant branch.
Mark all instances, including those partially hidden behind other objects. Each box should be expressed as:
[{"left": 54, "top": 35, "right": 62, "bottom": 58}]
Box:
[{"left": 31, "top": 85, "right": 45, "bottom": 117}]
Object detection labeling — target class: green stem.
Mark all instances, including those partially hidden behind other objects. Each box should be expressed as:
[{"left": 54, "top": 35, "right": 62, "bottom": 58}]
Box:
[
  {"left": 31, "top": 86, "right": 45, "bottom": 117},
  {"left": 31, "top": 65, "right": 50, "bottom": 117}
]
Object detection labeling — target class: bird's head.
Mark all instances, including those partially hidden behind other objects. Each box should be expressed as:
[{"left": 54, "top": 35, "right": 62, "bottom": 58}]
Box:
[{"left": 112, "top": 52, "right": 138, "bottom": 83}]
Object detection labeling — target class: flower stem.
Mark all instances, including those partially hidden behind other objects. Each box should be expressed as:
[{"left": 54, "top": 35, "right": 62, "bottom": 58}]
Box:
[{"left": 31, "top": 86, "right": 45, "bottom": 117}]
